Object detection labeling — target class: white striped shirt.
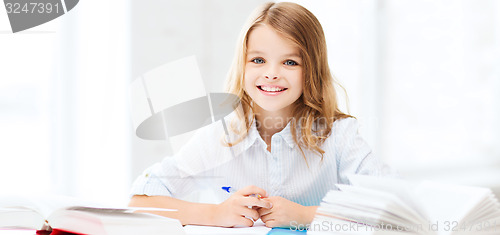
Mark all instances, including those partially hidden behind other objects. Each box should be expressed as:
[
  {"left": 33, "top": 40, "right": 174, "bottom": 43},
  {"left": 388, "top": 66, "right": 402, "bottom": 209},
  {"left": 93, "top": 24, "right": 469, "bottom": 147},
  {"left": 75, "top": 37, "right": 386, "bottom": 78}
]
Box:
[{"left": 130, "top": 116, "right": 393, "bottom": 206}]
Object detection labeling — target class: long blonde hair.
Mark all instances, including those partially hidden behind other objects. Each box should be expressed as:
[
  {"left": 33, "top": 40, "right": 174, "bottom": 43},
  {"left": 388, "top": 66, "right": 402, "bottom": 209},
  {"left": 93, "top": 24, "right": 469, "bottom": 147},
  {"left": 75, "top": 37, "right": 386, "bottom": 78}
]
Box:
[{"left": 225, "top": 2, "right": 351, "bottom": 158}]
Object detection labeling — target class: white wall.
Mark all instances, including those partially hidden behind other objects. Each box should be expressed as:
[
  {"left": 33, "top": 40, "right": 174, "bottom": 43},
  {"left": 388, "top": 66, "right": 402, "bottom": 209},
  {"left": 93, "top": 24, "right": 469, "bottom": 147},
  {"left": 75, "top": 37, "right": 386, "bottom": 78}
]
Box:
[
  {"left": 54, "top": 0, "right": 131, "bottom": 205},
  {"left": 128, "top": 0, "right": 269, "bottom": 181},
  {"left": 0, "top": 0, "right": 131, "bottom": 205},
  {"left": 290, "top": 0, "right": 500, "bottom": 192},
  {"left": 1, "top": 0, "right": 499, "bottom": 204}
]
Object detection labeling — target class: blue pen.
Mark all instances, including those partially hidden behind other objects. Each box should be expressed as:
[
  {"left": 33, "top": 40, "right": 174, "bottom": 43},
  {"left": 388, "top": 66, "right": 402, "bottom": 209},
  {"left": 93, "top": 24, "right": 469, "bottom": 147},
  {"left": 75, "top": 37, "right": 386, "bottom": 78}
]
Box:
[{"left": 222, "top": 186, "right": 263, "bottom": 199}]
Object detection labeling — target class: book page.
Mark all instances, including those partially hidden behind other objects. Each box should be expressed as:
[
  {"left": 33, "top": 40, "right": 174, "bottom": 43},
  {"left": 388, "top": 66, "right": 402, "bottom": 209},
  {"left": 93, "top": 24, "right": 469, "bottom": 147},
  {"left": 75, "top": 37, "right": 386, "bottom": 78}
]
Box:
[
  {"left": 0, "top": 194, "right": 103, "bottom": 218},
  {"left": 347, "top": 174, "right": 428, "bottom": 220},
  {"left": 336, "top": 184, "right": 425, "bottom": 225},
  {"left": 48, "top": 207, "right": 184, "bottom": 235},
  {"left": 0, "top": 195, "right": 40, "bottom": 213},
  {"left": 414, "top": 181, "right": 492, "bottom": 228},
  {"left": 0, "top": 208, "right": 46, "bottom": 230}
]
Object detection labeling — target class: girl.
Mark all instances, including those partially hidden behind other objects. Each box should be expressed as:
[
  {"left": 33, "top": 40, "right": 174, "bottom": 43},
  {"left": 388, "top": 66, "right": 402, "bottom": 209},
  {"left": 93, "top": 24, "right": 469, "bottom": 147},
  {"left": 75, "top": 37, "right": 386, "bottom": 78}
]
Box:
[{"left": 129, "top": 1, "right": 391, "bottom": 228}]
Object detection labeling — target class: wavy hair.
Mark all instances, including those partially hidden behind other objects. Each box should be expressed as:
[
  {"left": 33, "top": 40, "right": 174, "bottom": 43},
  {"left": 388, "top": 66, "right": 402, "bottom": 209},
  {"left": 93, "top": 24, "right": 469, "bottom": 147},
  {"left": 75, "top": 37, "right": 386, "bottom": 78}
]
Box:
[{"left": 225, "top": 2, "right": 351, "bottom": 159}]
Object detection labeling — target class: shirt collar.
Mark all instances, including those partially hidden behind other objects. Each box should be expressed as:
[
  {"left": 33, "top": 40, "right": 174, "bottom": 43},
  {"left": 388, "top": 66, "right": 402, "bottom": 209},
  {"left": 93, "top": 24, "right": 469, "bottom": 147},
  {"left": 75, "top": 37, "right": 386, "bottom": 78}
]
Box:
[
  {"left": 229, "top": 119, "right": 260, "bottom": 157},
  {"left": 229, "top": 117, "right": 297, "bottom": 156},
  {"left": 278, "top": 121, "right": 296, "bottom": 149}
]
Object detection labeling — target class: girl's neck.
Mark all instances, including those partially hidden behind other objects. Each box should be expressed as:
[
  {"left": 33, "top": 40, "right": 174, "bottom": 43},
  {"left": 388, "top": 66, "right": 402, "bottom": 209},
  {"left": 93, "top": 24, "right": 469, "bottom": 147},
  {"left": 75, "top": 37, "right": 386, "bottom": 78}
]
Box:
[{"left": 254, "top": 105, "right": 293, "bottom": 144}]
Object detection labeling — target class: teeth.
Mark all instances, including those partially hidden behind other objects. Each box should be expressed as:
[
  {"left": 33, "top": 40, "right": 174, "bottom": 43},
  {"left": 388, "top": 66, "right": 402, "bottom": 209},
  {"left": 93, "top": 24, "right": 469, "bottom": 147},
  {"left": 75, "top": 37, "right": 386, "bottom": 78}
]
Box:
[{"left": 261, "top": 86, "right": 283, "bottom": 92}]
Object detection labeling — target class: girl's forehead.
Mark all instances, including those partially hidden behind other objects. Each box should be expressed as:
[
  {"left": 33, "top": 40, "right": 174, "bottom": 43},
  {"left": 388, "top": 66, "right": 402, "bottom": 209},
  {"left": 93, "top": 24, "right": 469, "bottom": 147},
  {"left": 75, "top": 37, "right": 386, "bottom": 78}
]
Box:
[{"left": 246, "top": 24, "right": 301, "bottom": 56}]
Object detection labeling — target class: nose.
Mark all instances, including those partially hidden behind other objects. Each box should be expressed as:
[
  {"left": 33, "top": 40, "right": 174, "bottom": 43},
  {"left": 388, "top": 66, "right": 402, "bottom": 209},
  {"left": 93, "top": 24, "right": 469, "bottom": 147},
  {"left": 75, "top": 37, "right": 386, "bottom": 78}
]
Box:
[{"left": 264, "top": 64, "right": 280, "bottom": 80}]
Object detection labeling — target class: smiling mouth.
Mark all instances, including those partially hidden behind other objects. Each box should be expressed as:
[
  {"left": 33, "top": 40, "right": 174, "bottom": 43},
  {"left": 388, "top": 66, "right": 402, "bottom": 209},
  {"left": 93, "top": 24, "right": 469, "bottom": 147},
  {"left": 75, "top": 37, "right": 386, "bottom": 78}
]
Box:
[{"left": 257, "top": 86, "right": 288, "bottom": 92}]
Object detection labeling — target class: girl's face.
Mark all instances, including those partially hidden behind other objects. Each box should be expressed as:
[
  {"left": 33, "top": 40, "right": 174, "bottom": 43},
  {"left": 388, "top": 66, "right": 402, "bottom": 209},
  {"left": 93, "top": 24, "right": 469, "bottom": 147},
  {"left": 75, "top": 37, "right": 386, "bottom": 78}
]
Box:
[{"left": 244, "top": 24, "right": 303, "bottom": 115}]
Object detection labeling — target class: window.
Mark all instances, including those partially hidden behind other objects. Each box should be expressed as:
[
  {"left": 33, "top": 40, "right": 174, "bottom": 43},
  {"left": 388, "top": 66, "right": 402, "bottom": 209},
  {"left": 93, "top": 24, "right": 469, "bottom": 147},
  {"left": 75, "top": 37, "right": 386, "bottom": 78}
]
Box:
[{"left": 290, "top": 0, "right": 500, "bottom": 185}]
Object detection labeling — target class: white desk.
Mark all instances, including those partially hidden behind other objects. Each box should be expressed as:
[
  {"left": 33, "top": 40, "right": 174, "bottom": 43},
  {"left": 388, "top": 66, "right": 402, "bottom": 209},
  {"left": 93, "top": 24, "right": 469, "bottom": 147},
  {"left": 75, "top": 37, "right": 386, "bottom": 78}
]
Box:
[
  {"left": 0, "top": 226, "right": 272, "bottom": 235},
  {"left": 184, "top": 221, "right": 271, "bottom": 235},
  {"left": 0, "top": 220, "right": 272, "bottom": 235}
]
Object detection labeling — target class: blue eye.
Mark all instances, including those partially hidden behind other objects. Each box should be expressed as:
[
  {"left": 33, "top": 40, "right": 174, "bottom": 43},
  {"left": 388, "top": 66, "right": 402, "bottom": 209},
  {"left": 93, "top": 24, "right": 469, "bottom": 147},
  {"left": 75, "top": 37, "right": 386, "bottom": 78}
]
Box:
[
  {"left": 252, "top": 58, "right": 265, "bottom": 64},
  {"left": 284, "top": 60, "right": 298, "bottom": 66}
]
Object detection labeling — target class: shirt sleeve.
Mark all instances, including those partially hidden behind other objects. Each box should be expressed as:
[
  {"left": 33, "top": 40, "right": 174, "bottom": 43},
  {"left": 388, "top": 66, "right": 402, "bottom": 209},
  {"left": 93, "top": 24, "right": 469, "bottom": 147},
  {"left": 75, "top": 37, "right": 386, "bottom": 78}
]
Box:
[
  {"left": 129, "top": 117, "right": 236, "bottom": 198},
  {"left": 130, "top": 162, "right": 169, "bottom": 196},
  {"left": 333, "top": 118, "right": 397, "bottom": 185},
  {"left": 129, "top": 158, "right": 194, "bottom": 197}
]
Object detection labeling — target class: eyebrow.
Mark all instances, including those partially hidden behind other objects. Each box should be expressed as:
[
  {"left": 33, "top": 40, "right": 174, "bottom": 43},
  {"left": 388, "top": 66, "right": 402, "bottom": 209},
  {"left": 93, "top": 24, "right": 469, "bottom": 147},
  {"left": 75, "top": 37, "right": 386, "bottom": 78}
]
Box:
[{"left": 247, "top": 50, "right": 301, "bottom": 58}]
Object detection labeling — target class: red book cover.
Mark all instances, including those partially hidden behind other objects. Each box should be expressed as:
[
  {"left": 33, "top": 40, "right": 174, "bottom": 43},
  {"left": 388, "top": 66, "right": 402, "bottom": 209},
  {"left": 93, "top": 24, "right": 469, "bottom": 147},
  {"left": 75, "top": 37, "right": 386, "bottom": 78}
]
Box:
[{"left": 36, "top": 229, "right": 86, "bottom": 235}]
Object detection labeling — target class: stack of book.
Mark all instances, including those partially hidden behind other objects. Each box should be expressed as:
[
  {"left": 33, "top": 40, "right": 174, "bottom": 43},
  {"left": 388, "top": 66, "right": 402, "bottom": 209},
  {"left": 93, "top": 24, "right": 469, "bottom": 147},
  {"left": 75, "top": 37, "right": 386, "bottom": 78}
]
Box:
[
  {"left": 309, "top": 175, "right": 500, "bottom": 235},
  {"left": 0, "top": 195, "right": 185, "bottom": 235}
]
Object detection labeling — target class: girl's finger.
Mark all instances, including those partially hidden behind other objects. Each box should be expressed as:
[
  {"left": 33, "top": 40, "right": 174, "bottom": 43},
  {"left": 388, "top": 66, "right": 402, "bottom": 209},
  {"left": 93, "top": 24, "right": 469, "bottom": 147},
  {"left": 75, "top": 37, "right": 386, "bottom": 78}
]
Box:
[
  {"left": 264, "top": 219, "right": 277, "bottom": 227},
  {"left": 261, "top": 212, "right": 273, "bottom": 222},
  {"left": 237, "top": 216, "right": 255, "bottom": 227},
  {"left": 257, "top": 206, "right": 272, "bottom": 216},
  {"left": 236, "top": 185, "right": 268, "bottom": 198},
  {"left": 241, "top": 196, "right": 272, "bottom": 208},
  {"left": 239, "top": 206, "right": 260, "bottom": 221}
]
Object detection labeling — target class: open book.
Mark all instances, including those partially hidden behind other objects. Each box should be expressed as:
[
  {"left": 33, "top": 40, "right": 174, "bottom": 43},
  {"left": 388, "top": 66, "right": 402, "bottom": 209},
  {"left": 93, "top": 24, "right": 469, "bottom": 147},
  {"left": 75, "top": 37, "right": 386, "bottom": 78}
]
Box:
[
  {"left": 309, "top": 175, "right": 500, "bottom": 235},
  {"left": 0, "top": 195, "right": 185, "bottom": 235}
]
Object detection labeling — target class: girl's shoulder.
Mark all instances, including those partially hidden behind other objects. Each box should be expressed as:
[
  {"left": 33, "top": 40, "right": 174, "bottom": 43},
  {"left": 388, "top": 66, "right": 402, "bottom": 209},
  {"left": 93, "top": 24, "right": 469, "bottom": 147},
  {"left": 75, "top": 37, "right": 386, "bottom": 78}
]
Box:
[
  {"left": 325, "top": 117, "right": 361, "bottom": 143},
  {"left": 317, "top": 117, "right": 364, "bottom": 156},
  {"left": 308, "top": 117, "right": 360, "bottom": 142},
  {"left": 331, "top": 117, "right": 359, "bottom": 135}
]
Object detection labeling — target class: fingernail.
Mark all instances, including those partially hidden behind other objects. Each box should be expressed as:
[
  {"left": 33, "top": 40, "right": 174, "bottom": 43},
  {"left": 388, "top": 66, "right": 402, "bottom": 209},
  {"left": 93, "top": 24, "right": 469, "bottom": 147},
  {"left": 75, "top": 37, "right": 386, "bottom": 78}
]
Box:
[{"left": 269, "top": 203, "right": 273, "bottom": 208}]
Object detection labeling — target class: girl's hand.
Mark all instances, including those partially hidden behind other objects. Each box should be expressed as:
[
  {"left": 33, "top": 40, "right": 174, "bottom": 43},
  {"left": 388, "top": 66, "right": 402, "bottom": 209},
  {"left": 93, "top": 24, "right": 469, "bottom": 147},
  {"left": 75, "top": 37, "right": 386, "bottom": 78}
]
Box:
[
  {"left": 211, "top": 185, "right": 272, "bottom": 227},
  {"left": 257, "top": 196, "right": 318, "bottom": 228}
]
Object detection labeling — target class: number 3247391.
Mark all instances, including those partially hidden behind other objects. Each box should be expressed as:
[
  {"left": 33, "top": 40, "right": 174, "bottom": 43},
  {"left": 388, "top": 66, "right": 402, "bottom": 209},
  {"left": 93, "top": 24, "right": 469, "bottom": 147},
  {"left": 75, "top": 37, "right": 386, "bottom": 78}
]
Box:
[
  {"left": 5, "top": 2, "right": 60, "bottom": 14},
  {"left": 443, "top": 220, "right": 497, "bottom": 232}
]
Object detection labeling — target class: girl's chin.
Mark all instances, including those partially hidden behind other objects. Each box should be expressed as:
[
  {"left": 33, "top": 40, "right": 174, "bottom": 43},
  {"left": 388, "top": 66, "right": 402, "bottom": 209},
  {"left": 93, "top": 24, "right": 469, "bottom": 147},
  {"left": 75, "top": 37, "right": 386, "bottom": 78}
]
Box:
[{"left": 253, "top": 102, "right": 292, "bottom": 113}]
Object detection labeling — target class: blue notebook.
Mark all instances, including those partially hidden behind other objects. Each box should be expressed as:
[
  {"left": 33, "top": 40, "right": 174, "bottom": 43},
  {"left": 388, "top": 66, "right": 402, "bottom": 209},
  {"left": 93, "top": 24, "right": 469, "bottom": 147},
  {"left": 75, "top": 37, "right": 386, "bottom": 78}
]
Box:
[{"left": 267, "top": 227, "right": 307, "bottom": 234}]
